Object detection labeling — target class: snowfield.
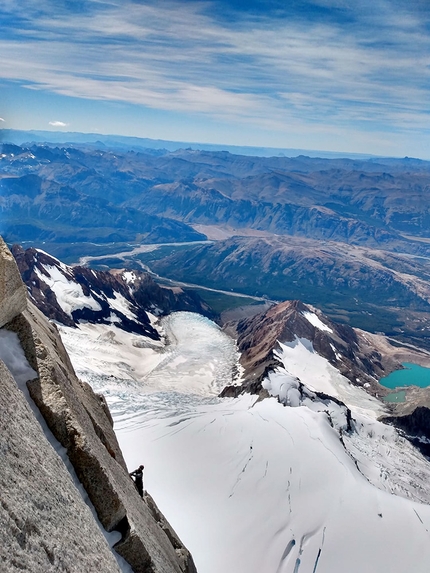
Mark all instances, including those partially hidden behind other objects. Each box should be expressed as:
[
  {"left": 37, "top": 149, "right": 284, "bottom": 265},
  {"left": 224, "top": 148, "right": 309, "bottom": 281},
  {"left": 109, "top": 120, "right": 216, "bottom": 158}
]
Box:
[
  {"left": 57, "top": 311, "right": 430, "bottom": 573},
  {"left": 120, "top": 396, "right": 430, "bottom": 573}
]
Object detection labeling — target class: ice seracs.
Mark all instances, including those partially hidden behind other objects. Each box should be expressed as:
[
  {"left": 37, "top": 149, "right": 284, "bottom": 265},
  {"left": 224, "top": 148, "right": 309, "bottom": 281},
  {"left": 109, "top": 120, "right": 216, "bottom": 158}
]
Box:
[{"left": 273, "top": 337, "right": 384, "bottom": 417}]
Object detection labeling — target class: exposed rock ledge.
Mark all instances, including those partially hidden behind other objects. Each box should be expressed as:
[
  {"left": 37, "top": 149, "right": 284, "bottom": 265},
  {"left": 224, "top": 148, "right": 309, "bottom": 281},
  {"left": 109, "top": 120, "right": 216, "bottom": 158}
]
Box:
[
  {"left": 0, "top": 358, "right": 122, "bottom": 573},
  {"left": 0, "top": 236, "right": 196, "bottom": 573}
]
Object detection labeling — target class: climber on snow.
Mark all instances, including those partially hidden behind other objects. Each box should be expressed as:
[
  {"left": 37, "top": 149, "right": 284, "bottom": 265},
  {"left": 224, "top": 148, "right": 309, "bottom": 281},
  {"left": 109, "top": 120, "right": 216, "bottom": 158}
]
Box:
[{"left": 129, "top": 464, "right": 144, "bottom": 498}]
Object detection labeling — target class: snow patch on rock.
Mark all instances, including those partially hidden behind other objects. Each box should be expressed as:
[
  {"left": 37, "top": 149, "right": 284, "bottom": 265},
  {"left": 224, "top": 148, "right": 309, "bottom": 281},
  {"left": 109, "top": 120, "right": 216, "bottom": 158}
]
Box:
[
  {"left": 108, "top": 291, "right": 137, "bottom": 321},
  {"left": 122, "top": 271, "right": 137, "bottom": 284},
  {"left": 302, "top": 310, "right": 334, "bottom": 333},
  {"left": 35, "top": 264, "right": 102, "bottom": 317}
]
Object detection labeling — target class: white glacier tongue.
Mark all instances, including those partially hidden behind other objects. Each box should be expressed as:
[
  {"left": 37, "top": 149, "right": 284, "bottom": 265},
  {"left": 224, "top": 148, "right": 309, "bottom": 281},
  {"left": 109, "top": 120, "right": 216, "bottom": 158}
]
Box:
[
  {"left": 139, "top": 312, "right": 239, "bottom": 395},
  {"left": 58, "top": 311, "right": 430, "bottom": 573},
  {"left": 118, "top": 395, "right": 430, "bottom": 573},
  {"left": 58, "top": 311, "right": 240, "bottom": 417}
]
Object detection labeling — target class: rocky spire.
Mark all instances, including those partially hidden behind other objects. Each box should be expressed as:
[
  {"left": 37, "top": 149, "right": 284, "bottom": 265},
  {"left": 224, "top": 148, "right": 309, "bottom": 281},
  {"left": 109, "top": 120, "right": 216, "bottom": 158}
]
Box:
[{"left": 0, "top": 236, "right": 27, "bottom": 327}]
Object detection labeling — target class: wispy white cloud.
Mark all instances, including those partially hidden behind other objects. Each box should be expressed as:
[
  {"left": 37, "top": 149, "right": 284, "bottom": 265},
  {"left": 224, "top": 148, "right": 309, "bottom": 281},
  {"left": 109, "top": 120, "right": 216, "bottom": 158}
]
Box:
[
  {"left": 1, "top": 0, "right": 430, "bottom": 152},
  {"left": 0, "top": 117, "right": 5, "bottom": 122},
  {"left": 49, "top": 120, "right": 68, "bottom": 127}
]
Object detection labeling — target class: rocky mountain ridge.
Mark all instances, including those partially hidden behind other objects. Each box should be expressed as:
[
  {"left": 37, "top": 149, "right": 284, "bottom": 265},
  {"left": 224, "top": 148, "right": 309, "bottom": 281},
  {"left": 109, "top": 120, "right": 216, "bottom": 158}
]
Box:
[
  {"left": 0, "top": 236, "right": 197, "bottom": 573},
  {"left": 6, "top": 237, "right": 430, "bottom": 571},
  {"left": 11, "top": 244, "right": 214, "bottom": 333},
  {"left": 2, "top": 143, "right": 430, "bottom": 253},
  {"left": 222, "top": 300, "right": 399, "bottom": 395},
  {"left": 222, "top": 298, "right": 430, "bottom": 459}
]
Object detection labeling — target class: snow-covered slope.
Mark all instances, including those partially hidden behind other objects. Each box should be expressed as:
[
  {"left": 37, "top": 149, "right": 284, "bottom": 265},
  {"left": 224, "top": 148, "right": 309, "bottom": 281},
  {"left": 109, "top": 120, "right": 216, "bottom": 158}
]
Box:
[
  {"left": 58, "top": 308, "right": 430, "bottom": 573},
  {"left": 264, "top": 338, "right": 430, "bottom": 502},
  {"left": 120, "top": 396, "right": 430, "bottom": 573},
  {"left": 11, "top": 244, "right": 213, "bottom": 335}
]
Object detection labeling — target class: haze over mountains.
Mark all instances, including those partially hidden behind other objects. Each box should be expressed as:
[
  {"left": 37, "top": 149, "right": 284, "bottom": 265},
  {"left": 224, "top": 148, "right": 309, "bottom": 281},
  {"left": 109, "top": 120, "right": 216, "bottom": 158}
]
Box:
[
  {"left": 0, "top": 129, "right": 381, "bottom": 159},
  {"left": 2, "top": 134, "right": 430, "bottom": 344}
]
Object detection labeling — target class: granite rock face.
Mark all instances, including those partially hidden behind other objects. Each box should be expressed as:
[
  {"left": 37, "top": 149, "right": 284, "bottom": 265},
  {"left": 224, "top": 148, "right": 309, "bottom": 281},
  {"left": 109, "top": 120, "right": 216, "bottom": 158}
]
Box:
[
  {"left": 0, "top": 238, "right": 197, "bottom": 573},
  {"left": 0, "top": 359, "right": 122, "bottom": 573},
  {"left": 0, "top": 236, "right": 27, "bottom": 328}
]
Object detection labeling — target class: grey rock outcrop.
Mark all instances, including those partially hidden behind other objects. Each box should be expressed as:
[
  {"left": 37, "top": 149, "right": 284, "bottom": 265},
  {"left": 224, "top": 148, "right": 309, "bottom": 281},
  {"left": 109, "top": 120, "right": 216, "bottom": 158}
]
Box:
[
  {"left": 0, "top": 238, "right": 197, "bottom": 573},
  {"left": 383, "top": 406, "right": 430, "bottom": 458},
  {"left": 0, "top": 236, "right": 27, "bottom": 327},
  {"left": 0, "top": 360, "right": 122, "bottom": 573}
]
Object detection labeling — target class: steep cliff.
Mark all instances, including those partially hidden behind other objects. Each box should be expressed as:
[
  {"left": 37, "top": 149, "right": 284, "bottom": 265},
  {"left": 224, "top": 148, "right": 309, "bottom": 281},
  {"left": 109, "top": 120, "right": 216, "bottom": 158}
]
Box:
[
  {"left": 0, "top": 236, "right": 196, "bottom": 573},
  {"left": 0, "top": 357, "right": 123, "bottom": 573}
]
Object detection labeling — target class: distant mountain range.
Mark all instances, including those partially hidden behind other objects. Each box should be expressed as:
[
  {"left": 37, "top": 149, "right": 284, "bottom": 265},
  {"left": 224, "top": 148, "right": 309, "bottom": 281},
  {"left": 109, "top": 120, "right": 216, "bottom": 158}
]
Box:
[
  {"left": 0, "top": 143, "right": 205, "bottom": 244},
  {"left": 2, "top": 141, "right": 430, "bottom": 248},
  {"left": 2, "top": 139, "right": 430, "bottom": 343},
  {"left": 1, "top": 128, "right": 384, "bottom": 159}
]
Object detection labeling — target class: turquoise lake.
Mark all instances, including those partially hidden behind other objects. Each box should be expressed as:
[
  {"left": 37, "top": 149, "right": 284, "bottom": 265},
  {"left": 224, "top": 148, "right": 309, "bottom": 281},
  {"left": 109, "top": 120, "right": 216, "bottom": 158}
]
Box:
[
  {"left": 380, "top": 363, "right": 430, "bottom": 389},
  {"left": 382, "top": 391, "right": 406, "bottom": 403}
]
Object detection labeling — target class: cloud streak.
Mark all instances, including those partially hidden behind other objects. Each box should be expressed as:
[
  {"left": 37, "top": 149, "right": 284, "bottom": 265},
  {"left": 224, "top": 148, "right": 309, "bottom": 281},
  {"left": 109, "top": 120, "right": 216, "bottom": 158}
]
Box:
[
  {"left": 1, "top": 0, "right": 430, "bottom": 153},
  {"left": 49, "top": 120, "right": 68, "bottom": 127}
]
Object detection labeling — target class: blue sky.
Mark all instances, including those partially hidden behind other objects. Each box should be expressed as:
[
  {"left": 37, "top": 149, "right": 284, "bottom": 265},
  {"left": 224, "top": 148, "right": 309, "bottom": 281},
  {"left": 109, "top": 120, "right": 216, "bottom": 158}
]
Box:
[{"left": 1, "top": 0, "right": 430, "bottom": 157}]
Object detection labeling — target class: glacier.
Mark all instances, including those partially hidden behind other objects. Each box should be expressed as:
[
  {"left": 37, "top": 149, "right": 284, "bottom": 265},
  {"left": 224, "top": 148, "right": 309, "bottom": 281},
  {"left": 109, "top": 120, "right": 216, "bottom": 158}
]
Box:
[{"left": 58, "top": 310, "right": 430, "bottom": 573}]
